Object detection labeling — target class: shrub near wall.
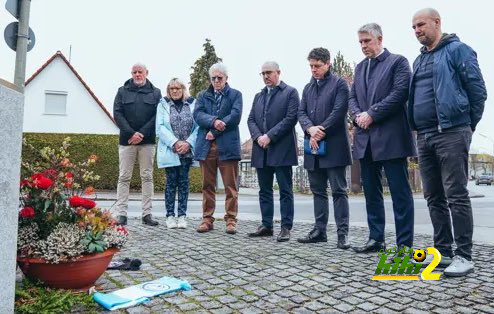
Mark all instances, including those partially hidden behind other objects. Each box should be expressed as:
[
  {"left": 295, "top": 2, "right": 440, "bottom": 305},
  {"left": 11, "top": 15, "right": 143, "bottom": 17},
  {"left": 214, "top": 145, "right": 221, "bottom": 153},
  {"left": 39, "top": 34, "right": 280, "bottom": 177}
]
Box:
[{"left": 22, "top": 133, "right": 203, "bottom": 192}]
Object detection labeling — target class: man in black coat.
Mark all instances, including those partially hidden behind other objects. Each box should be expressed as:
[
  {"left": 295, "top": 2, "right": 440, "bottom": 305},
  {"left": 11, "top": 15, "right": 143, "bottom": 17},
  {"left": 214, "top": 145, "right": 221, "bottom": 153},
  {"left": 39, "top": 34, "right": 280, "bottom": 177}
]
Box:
[
  {"left": 113, "top": 63, "right": 162, "bottom": 226},
  {"left": 349, "top": 23, "right": 416, "bottom": 254},
  {"left": 247, "top": 62, "right": 300, "bottom": 242},
  {"left": 297, "top": 48, "right": 352, "bottom": 249}
]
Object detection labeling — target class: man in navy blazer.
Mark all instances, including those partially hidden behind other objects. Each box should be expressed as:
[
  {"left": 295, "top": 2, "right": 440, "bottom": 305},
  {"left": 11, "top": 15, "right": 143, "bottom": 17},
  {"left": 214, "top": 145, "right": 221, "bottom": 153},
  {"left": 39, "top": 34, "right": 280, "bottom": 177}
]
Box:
[
  {"left": 247, "top": 62, "right": 300, "bottom": 242},
  {"left": 297, "top": 48, "right": 353, "bottom": 249},
  {"left": 349, "top": 23, "right": 416, "bottom": 254}
]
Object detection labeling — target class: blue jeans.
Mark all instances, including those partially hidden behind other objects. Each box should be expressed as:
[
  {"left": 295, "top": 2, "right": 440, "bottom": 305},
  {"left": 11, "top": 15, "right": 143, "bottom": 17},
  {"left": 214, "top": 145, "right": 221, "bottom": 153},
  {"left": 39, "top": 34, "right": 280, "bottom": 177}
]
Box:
[
  {"left": 164, "top": 163, "right": 191, "bottom": 217},
  {"left": 417, "top": 127, "right": 473, "bottom": 259}
]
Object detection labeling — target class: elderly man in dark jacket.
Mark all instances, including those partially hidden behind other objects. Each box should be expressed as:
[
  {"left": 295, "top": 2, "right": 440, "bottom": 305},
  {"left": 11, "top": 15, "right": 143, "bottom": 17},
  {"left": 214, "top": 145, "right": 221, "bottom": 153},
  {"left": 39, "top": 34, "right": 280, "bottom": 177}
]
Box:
[
  {"left": 410, "top": 8, "right": 487, "bottom": 277},
  {"left": 113, "top": 63, "right": 162, "bottom": 226},
  {"left": 193, "top": 63, "right": 243, "bottom": 235},
  {"left": 247, "top": 62, "right": 300, "bottom": 242},
  {"left": 297, "top": 48, "right": 352, "bottom": 249},
  {"left": 349, "top": 23, "right": 416, "bottom": 255}
]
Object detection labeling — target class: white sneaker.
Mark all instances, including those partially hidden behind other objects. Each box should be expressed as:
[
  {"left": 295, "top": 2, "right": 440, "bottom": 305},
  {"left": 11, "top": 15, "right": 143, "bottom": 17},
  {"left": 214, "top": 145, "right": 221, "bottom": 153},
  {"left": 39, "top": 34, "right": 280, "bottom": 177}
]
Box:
[
  {"left": 177, "top": 216, "right": 187, "bottom": 229},
  {"left": 444, "top": 256, "right": 474, "bottom": 277},
  {"left": 166, "top": 216, "right": 178, "bottom": 229},
  {"left": 413, "top": 252, "right": 453, "bottom": 268}
]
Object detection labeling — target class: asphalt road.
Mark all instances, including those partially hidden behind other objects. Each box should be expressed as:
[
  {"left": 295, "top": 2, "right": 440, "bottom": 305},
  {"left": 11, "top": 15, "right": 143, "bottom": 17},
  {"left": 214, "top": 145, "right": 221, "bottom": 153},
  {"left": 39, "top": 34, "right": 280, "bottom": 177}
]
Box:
[{"left": 98, "top": 181, "right": 494, "bottom": 244}]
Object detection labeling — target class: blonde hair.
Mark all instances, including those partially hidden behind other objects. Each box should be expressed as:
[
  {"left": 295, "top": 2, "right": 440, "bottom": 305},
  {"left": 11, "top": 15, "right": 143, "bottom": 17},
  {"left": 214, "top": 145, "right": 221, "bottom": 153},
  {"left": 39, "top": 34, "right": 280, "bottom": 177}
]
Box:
[{"left": 166, "top": 77, "right": 190, "bottom": 100}]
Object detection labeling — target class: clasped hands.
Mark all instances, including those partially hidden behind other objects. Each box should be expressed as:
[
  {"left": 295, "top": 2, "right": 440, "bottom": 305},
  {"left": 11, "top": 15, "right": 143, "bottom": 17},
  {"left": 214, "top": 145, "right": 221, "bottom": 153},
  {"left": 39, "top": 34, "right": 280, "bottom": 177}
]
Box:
[
  {"left": 206, "top": 119, "right": 226, "bottom": 141},
  {"left": 307, "top": 126, "right": 325, "bottom": 150},
  {"left": 128, "top": 132, "right": 144, "bottom": 145},
  {"left": 173, "top": 140, "right": 191, "bottom": 155},
  {"left": 257, "top": 134, "right": 271, "bottom": 149},
  {"left": 355, "top": 112, "right": 373, "bottom": 129}
]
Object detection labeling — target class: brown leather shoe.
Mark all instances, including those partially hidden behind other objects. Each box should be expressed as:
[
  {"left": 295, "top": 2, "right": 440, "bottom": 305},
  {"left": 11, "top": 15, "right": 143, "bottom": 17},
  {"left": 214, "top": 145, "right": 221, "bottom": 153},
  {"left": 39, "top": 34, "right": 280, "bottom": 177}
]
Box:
[
  {"left": 226, "top": 223, "right": 237, "bottom": 235},
  {"left": 196, "top": 222, "right": 213, "bottom": 233}
]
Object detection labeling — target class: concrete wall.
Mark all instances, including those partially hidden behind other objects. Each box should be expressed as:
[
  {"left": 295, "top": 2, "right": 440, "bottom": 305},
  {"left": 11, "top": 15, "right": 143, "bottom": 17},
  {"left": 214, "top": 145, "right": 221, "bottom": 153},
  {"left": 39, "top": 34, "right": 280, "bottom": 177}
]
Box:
[{"left": 0, "top": 79, "right": 23, "bottom": 313}]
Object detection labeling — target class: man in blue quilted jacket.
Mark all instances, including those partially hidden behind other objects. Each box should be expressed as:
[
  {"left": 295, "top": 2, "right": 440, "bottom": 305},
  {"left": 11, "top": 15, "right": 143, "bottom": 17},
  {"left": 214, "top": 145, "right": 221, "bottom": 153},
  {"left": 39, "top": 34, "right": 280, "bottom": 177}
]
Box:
[{"left": 410, "top": 8, "right": 487, "bottom": 277}]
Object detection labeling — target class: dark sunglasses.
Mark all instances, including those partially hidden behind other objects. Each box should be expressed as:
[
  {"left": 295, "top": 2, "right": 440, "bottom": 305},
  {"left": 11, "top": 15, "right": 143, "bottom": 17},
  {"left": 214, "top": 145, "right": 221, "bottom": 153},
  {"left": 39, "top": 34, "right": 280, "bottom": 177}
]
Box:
[{"left": 211, "top": 76, "right": 224, "bottom": 81}]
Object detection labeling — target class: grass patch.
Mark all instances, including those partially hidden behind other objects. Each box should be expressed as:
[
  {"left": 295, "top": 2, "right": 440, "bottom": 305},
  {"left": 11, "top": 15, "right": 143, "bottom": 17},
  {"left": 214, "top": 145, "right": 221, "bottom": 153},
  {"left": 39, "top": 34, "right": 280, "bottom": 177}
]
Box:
[{"left": 15, "top": 278, "right": 98, "bottom": 314}]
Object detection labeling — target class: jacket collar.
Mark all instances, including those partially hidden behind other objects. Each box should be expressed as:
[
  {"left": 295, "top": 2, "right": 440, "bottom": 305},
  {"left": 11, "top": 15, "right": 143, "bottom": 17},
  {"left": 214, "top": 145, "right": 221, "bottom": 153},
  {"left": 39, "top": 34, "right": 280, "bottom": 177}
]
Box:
[
  {"left": 310, "top": 70, "right": 332, "bottom": 85},
  {"left": 206, "top": 83, "right": 231, "bottom": 96},
  {"left": 261, "top": 80, "right": 287, "bottom": 93},
  {"left": 124, "top": 78, "right": 155, "bottom": 93}
]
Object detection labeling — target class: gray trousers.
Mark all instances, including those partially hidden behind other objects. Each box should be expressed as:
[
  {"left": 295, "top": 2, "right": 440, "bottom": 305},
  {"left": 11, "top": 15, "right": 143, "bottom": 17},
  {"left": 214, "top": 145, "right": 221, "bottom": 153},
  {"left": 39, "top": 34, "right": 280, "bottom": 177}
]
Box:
[
  {"left": 307, "top": 166, "right": 349, "bottom": 236},
  {"left": 116, "top": 144, "right": 155, "bottom": 217}
]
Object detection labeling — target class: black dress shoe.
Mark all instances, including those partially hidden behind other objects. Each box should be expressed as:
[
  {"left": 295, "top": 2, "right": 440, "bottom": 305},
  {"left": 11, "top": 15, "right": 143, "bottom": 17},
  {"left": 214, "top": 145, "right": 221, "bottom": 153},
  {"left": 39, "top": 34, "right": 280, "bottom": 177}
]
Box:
[
  {"left": 248, "top": 225, "right": 273, "bottom": 237},
  {"left": 337, "top": 235, "right": 351, "bottom": 249},
  {"left": 353, "top": 238, "right": 385, "bottom": 253},
  {"left": 276, "top": 228, "right": 291, "bottom": 242},
  {"left": 142, "top": 214, "right": 159, "bottom": 226},
  {"left": 297, "top": 228, "right": 327, "bottom": 243},
  {"left": 117, "top": 215, "right": 127, "bottom": 226}
]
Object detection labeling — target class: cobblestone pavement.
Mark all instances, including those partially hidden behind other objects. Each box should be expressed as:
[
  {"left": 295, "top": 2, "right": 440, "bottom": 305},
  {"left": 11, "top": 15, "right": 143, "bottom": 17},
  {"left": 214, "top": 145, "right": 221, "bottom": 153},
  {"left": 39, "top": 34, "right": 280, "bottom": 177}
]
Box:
[{"left": 90, "top": 218, "right": 494, "bottom": 313}]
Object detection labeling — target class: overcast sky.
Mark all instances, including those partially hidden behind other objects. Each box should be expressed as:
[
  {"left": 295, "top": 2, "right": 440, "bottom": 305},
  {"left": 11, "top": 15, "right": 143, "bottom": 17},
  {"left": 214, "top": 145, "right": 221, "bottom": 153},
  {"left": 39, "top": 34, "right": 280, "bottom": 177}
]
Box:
[{"left": 1, "top": 0, "right": 492, "bottom": 154}]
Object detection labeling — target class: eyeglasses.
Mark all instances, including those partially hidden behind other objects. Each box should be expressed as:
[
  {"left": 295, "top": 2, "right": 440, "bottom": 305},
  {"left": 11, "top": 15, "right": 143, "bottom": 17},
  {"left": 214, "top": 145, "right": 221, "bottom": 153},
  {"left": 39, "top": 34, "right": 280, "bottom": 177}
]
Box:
[
  {"left": 211, "top": 76, "right": 224, "bottom": 82},
  {"left": 169, "top": 87, "right": 182, "bottom": 91},
  {"left": 260, "top": 71, "right": 274, "bottom": 76}
]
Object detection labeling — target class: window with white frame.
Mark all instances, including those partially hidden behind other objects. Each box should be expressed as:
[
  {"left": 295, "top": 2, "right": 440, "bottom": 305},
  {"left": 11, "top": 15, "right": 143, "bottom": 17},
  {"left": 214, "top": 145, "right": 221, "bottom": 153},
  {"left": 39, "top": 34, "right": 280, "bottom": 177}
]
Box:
[{"left": 44, "top": 90, "right": 67, "bottom": 115}]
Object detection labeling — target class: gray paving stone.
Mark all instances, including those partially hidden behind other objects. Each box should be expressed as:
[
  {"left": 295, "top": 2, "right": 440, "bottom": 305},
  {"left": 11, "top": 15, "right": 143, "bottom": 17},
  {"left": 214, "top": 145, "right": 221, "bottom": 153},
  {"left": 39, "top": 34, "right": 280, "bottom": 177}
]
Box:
[{"left": 53, "top": 219, "right": 494, "bottom": 313}]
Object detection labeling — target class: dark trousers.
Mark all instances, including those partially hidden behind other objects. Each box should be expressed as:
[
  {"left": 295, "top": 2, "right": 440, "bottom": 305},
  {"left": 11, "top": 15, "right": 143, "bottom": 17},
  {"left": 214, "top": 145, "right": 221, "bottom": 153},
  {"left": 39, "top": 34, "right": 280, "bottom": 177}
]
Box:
[
  {"left": 164, "top": 163, "right": 191, "bottom": 217},
  {"left": 256, "top": 166, "right": 294, "bottom": 229},
  {"left": 307, "top": 166, "right": 349, "bottom": 236},
  {"left": 360, "top": 146, "right": 414, "bottom": 246},
  {"left": 417, "top": 128, "right": 473, "bottom": 259}
]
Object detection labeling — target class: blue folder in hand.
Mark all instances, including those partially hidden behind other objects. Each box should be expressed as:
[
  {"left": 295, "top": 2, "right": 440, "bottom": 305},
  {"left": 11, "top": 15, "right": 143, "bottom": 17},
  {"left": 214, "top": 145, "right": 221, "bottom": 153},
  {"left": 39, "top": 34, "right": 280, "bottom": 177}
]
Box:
[
  {"left": 93, "top": 276, "right": 192, "bottom": 311},
  {"left": 304, "top": 138, "right": 326, "bottom": 155}
]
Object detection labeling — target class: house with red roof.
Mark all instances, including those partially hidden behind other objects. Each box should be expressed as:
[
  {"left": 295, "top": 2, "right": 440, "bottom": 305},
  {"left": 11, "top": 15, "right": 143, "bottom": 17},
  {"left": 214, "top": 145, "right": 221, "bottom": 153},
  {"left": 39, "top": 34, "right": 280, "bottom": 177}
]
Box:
[{"left": 23, "top": 51, "right": 118, "bottom": 134}]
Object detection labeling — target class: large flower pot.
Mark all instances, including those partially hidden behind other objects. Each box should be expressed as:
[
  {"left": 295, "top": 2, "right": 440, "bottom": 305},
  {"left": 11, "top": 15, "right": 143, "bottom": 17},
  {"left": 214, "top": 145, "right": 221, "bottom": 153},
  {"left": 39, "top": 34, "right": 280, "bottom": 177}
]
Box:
[{"left": 17, "top": 248, "right": 118, "bottom": 290}]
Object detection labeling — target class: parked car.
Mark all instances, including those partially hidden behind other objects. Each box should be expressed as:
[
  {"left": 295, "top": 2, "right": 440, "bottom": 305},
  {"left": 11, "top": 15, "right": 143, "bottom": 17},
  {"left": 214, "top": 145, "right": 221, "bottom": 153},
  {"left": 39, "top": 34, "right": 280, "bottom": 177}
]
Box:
[{"left": 476, "top": 174, "right": 493, "bottom": 186}]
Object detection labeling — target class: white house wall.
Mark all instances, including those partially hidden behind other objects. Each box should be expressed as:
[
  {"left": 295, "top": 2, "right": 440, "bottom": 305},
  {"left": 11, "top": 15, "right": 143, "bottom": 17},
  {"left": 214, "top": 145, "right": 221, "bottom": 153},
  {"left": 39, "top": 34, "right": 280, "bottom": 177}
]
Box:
[{"left": 24, "top": 58, "right": 119, "bottom": 135}]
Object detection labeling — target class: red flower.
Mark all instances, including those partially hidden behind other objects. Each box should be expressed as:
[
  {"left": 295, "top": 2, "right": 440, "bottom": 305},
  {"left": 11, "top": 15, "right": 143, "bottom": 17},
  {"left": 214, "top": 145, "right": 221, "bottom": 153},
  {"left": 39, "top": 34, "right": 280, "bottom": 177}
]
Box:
[
  {"left": 116, "top": 226, "right": 128, "bottom": 235},
  {"left": 68, "top": 195, "right": 96, "bottom": 209},
  {"left": 84, "top": 186, "right": 95, "bottom": 195},
  {"left": 31, "top": 173, "right": 53, "bottom": 190},
  {"left": 65, "top": 172, "right": 74, "bottom": 178},
  {"left": 20, "top": 179, "right": 30, "bottom": 188},
  {"left": 20, "top": 207, "right": 35, "bottom": 218}
]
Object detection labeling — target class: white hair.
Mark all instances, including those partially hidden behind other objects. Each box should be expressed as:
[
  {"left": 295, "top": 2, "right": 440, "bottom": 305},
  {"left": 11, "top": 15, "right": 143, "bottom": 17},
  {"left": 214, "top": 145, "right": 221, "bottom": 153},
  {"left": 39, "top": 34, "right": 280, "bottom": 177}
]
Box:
[
  {"left": 358, "top": 23, "right": 383, "bottom": 38},
  {"left": 262, "top": 61, "right": 280, "bottom": 71},
  {"left": 209, "top": 63, "right": 228, "bottom": 77}
]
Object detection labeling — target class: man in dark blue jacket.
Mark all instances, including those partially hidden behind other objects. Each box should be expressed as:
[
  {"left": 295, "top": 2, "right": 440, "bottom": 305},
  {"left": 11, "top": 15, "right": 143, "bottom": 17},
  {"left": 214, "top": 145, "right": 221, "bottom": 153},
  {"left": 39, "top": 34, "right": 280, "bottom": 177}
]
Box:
[
  {"left": 247, "top": 62, "right": 300, "bottom": 242},
  {"left": 113, "top": 63, "right": 162, "bottom": 227},
  {"left": 349, "top": 23, "right": 416, "bottom": 255},
  {"left": 193, "top": 63, "right": 243, "bottom": 235},
  {"left": 410, "top": 8, "right": 487, "bottom": 277},
  {"left": 297, "top": 48, "right": 352, "bottom": 249}
]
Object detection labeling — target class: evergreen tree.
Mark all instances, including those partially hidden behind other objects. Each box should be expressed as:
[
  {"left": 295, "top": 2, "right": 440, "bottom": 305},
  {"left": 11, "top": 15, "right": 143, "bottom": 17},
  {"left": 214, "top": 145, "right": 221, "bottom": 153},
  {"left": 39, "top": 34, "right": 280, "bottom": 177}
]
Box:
[
  {"left": 189, "top": 39, "right": 222, "bottom": 97},
  {"left": 332, "top": 51, "right": 354, "bottom": 86}
]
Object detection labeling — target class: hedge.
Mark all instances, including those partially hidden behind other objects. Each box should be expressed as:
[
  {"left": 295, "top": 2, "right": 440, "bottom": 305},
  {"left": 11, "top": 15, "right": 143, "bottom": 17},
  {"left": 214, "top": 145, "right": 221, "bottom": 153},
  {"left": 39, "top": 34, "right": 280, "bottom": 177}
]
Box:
[{"left": 22, "top": 133, "right": 203, "bottom": 192}]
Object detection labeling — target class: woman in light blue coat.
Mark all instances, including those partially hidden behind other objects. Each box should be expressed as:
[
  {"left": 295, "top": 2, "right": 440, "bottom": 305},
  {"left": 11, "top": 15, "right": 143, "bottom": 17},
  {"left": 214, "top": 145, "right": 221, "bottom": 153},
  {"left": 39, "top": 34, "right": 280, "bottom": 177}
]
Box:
[{"left": 156, "top": 78, "right": 198, "bottom": 229}]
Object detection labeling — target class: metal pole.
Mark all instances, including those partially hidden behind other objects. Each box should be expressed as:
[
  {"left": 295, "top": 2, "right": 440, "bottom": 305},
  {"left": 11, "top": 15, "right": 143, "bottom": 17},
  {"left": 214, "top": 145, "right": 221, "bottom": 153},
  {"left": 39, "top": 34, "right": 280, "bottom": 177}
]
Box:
[{"left": 13, "top": 0, "right": 31, "bottom": 92}]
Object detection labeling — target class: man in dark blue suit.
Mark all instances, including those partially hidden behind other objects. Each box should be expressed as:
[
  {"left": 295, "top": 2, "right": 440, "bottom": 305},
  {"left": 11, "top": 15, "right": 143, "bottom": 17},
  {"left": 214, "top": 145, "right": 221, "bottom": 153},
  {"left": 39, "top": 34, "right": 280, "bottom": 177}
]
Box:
[
  {"left": 297, "top": 48, "right": 353, "bottom": 249},
  {"left": 349, "top": 23, "right": 416, "bottom": 254},
  {"left": 247, "top": 62, "right": 300, "bottom": 242}
]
